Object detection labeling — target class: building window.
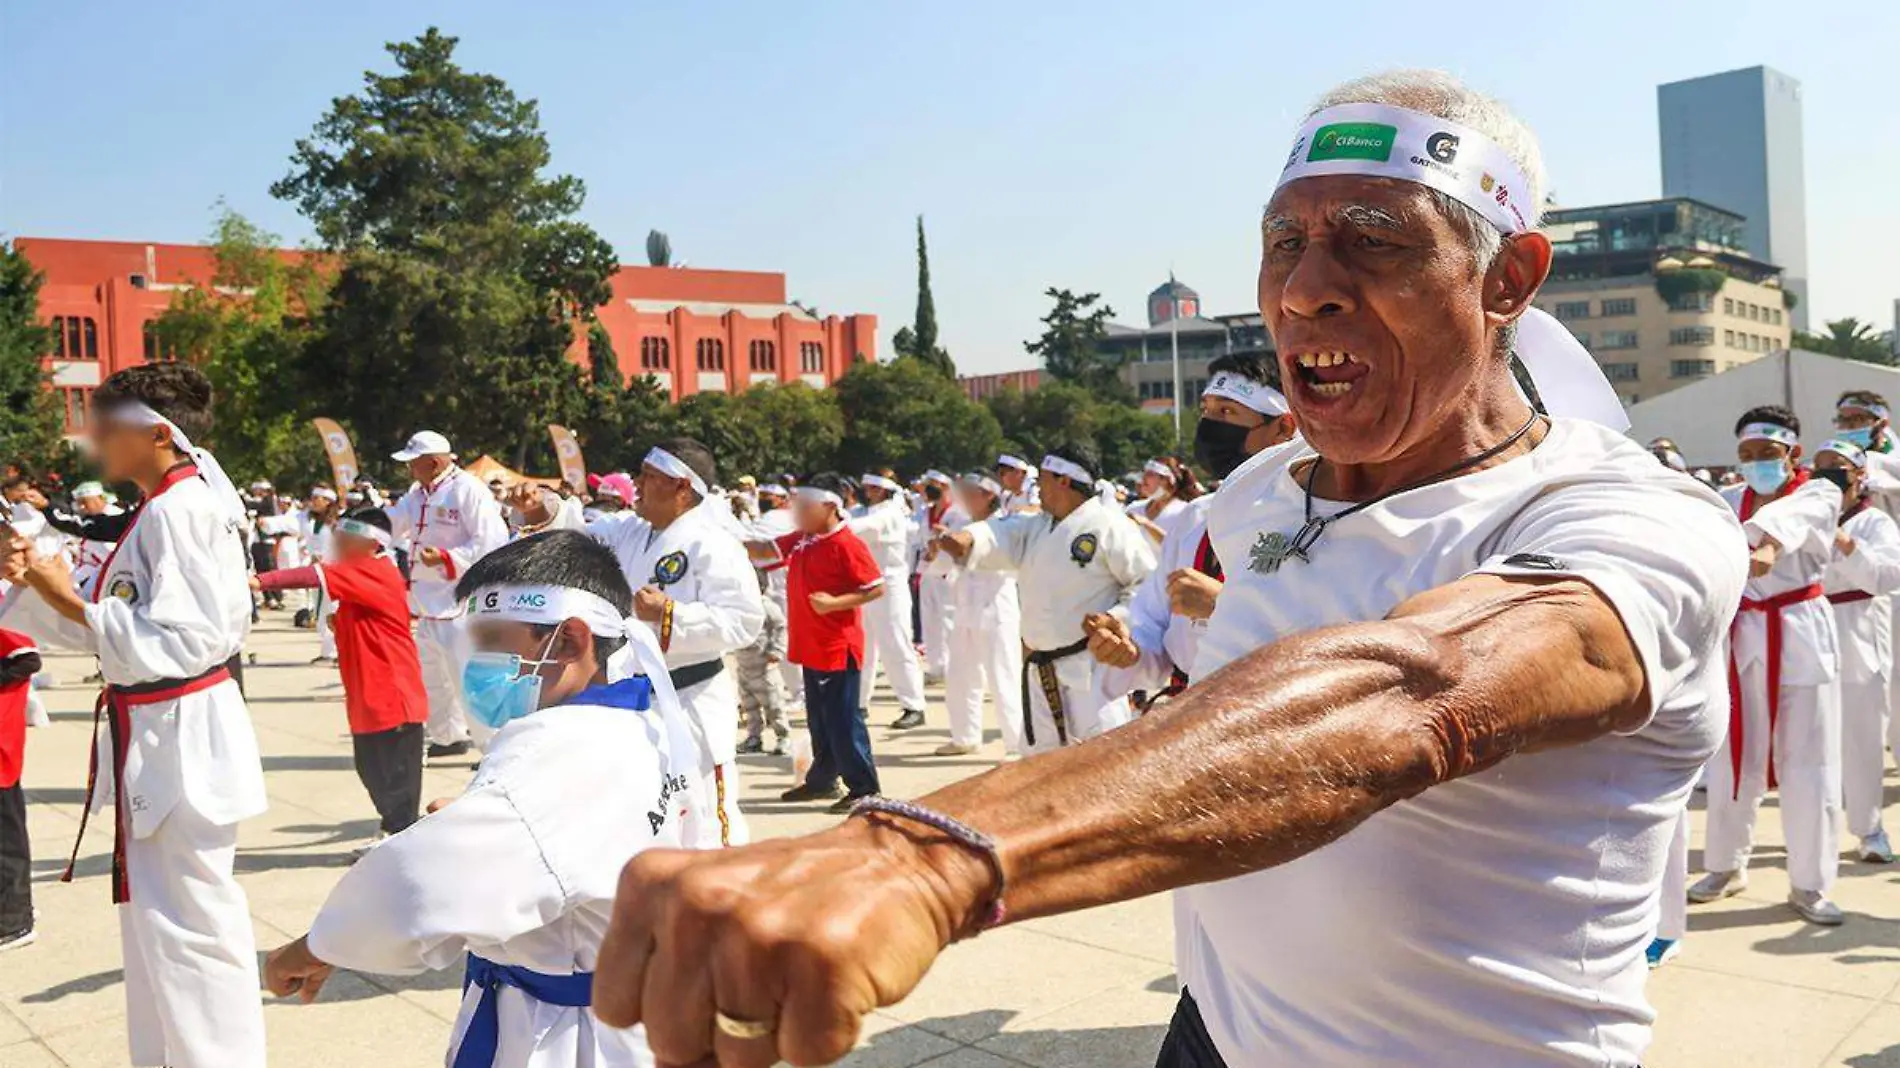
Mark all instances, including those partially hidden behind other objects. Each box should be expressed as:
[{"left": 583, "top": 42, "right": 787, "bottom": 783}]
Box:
[
  {"left": 1773, "top": 308, "right": 1783, "bottom": 326},
  {"left": 1602, "top": 362, "right": 1640, "bottom": 382},
  {"left": 1669, "top": 326, "right": 1715, "bottom": 347},
  {"left": 1724, "top": 329, "right": 1736, "bottom": 347},
  {"left": 1554, "top": 301, "right": 1591, "bottom": 320},
  {"left": 799, "top": 341, "right": 825, "bottom": 374},
  {"left": 639, "top": 336, "right": 671, "bottom": 370},
  {"left": 140, "top": 320, "right": 182, "bottom": 363},
  {"left": 50, "top": 315, "right": 99, "bottom": 360},
  {"left": 59, "top": 387, "right": 90, "bottom": 430},
  {"left": 747, "top": 339, "right": 777, "bottom": 372},
  {"left": 1570, "top": 331, "right": 1591, "bottom": 348},
  {"left": 1597, "top": 330, "right": 1640, "bottom": 350},
  {"left": 1666, "top": 293, "right": 1713, "bottom": 312},
  {"left": 695, "top": 338, "right": 725, "bottom": 372},
  {"left": 1599, "top": 298, "right": 1637, "bottom": 317},
  {"left": 1723, "top": 297, "right": 1735, "bottom": 315},
  {"left": 1670, "top": 359, "right": 1716, "bottom": 378}
]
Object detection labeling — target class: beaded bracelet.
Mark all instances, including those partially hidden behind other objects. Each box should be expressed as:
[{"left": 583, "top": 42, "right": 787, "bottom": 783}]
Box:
[{"left": 850, "top": 796, "right": 1008, "bottom": 932}]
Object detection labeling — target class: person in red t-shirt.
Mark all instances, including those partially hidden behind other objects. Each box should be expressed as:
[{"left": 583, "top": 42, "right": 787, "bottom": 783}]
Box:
[
  {"left": 746, "top": 474, "right": 887, "bottom": 813},
  {"left": 255, "top": 508, "right": 429, "bottom": 842},
  {"left": 0, "top": 626, "right": 41, "bottom": 949}
]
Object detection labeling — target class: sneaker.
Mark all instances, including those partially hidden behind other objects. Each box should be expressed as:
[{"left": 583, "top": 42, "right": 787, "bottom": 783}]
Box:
[
  {"left": 780, "top": 781, "right": 845, "bottom": 803},
  {"left": 351, "top": 832, "right": 389, "bottom": 861},
  {"left": 934, "top": 742, "right": 977, "bottom": 756},
  {"left": 770, "top": 735, "right": 789, "bottom": 757},
  {"left": 1645, "top": 937, "right": 1682, "bottom": 969},
  {"left": 890, "top": 709, "right": 926, "bottom": 730},
  {"left": 735, "top": 735, "right": 765, "bottom": 755},
  {"left": 426, "top": 741, "right": 472, "bottom": 761},
  {"left": 828, "top": 792, "right": 878, "bottom": 816},
  {"left": 1788, "top": 889, "right": 1844, "bottom": 926},
  {"left": 1687, "top": 870, "right": 1748, "bottom": 903},
  {"left": 0, "top": 926, "right": 36, "bottom": 952},
  {"left": 1860, "top": 831, "right": 1895, "bottom": 864},
  {"left": 309, "top": 655, "right": 336, "bottom": 665}
]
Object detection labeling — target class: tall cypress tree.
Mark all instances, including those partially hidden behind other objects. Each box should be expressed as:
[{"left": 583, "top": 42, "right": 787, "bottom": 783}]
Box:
[
  {"left": 0, "top": 241, "right": 65, "bottom": 472},
  {"left": 909, "top": 216, "right": 955, "bottom": 377}
]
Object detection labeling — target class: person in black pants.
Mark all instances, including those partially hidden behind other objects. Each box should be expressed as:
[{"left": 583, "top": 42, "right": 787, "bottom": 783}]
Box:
[{"left": 0, "top": 627, "right": 43, "bottom": 950}]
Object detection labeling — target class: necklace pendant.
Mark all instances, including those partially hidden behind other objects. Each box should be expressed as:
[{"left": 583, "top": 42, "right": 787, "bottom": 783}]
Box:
[{"left": 1247, "top": 529, "right": 1304, "bottom": 574}]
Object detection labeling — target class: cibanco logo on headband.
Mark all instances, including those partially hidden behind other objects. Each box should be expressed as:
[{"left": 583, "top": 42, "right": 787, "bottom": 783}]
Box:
[{"left": 1307, "top": 122, "right": 1397, "bottom": 162}]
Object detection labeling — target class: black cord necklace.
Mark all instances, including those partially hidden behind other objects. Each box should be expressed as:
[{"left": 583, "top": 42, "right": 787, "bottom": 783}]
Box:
[{"left": 1244, "top": 409, "right": 1546, "bottom": 575}]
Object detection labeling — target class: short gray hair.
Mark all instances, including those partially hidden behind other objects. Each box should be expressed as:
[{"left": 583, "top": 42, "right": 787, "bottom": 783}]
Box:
[{"left": 1307, "top": 69, "right": 1548, "bottom": 273}]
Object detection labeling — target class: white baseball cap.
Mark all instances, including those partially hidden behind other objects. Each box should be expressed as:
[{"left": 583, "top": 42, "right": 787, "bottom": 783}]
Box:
[
  {"left": 392, "top": 430, "right": 454, "bottom": 462},
  {"left": 73, "top": 481, "right": 107, "bottom": 499}
]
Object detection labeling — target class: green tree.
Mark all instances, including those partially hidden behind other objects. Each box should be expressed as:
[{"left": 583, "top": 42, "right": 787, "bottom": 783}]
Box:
[
  {"left": 570, "top": 373, "right": 674, "bottom": 474},
  {"left": 646, "top": 230, "right": 673, "bottom": 268},
  {"left": 1026, "top": 287, "right": 1128, "bottom": 401},
  {"left": 1795, "top": 317, "right": 1893, "bottom": 366},
  {"left": 986, "top": 380, "right": 1174, "bottom": 478},
  {"left": 901, "top": 216, "right": 955, "bottom": 377},
  {"left": 833, "top": 356, "right": 1002, "bottom": 475},
  {"left": 587, "top": 322, "right": 620, "bottom": 388},
  {"left": 273, "top": 28, "right": 617, "bottom": 468},
  {"left": 737, "top": 382, "right": 844, "bottom": 476},
  {"left": 0, "top": 240, "right": 64, "bottom": 474}
]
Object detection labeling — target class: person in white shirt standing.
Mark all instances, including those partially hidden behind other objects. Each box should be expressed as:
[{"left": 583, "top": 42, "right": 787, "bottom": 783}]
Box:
[
  {"left": 850, "top": 472, "right": 930, "bottom": 729},
  {"left": 387, "top": 430, "right": 510, "bottom": 760},
  {"left": 913, "top": 470, "right": 965, "bottom": 682},
  {"left": 936, "top": 473, "right": 1023, "bottom": 758},
  {"left": 300, "top": 487, "right": 341, "bottom": 663},
  {"left": 994, "top": 454, "right": 1040, "bottom": 515},
  {"left": 1692, "top": 408, "right": 1846, "bottom": 924},
  {"left": 1815, "top": 439, "right": 1900, "bottom": 863}
]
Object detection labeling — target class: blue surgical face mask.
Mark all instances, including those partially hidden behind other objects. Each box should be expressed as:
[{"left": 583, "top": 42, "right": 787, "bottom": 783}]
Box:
[
  {"left": 1738, "top": 459, "right": 1791, "bottom": 496},
  {"left": 461, "top": 631, "right": 560, "bottom": 731},
  {"left": 1837, "top": 426, "right": 1877, "bottom": 449}
]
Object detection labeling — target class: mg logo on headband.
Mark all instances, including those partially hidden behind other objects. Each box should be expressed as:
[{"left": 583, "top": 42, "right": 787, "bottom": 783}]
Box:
[{"left": 1307, "top": 122, "right": 1397, "bottom": 163}]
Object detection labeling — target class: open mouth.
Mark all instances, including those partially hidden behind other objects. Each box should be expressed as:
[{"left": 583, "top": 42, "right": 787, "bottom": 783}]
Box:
[{"left": 1290, "top": 351, "right": 1370, "bottom": 397}]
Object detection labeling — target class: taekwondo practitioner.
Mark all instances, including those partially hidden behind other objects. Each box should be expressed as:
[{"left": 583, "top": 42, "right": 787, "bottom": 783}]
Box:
[
  {"left": 1835, "top": 392, "right": 1900, "bottom": 782},
  {"left": 592, "top": 70, "right": 1748, "bottom": 1068},
  {"left": 995, "top": 454, "right": 1040, "bottom": 514},
  {"left": 388, "top": 429, "right": 510, "bottom": 759},
  {"left": 1693, "top": 407, "right": 1847, "bottom": 925},
  {"left": 3, "top": 362, "right": 268, "bottom": 1067},
  {"left": 850, "top": 472, "right": 929, "bottom": 729},
  {"left": 1815, "top": 439, "right": 1900, "bottom": 863},
  {"left": 936, "top": 473, "right": 1023, "bottom": 758},
  {"left": 936, "top": 443, "right": 1155, "bottom": 753},
  {"left": 262, "top": 530, "right": 706, "bottom": 1068},
  {"left": 746, "top": 482, "right": 803, "bottom": 714},
  {"left": 913, "top": 470, "right": 965, "bottom": 682}
]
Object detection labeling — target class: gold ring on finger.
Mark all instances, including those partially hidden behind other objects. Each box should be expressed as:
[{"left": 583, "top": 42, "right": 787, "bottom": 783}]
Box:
[{"left": 714, "top": 1010, "right": 778, "bottom": 1041}]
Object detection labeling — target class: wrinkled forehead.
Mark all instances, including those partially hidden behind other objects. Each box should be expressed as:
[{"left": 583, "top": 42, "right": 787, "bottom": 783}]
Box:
[{"left": 1263, "top": 174, "right": 1449, "bottom": 234}]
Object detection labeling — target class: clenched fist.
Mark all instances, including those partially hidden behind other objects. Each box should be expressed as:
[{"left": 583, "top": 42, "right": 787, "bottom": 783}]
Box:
[
  {"left": 1166, "top": 569, "right": 1223, "bottom": 620},
  {"left": 1082, "top": 612, "right": 1139, "bottom": 669}
]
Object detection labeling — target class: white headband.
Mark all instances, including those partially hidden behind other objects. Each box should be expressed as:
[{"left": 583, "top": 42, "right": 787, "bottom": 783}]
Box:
[
  {"left": 923, "top": 469, "right": 953, "bottom": 486},
  {"left": 1818, "top": 439, "right": 1868, "bottom": 468},
  {"left": 1839, "top": 398, "right": 1891, "bottom": 421},
  {"left": 104, "top": 401, "right": 246, "bottom": 526},
  {"left": 1204, "top": 371, "right": 1289, "bottom": 417},
  {"left": 759, "top": 483, "right": 787, "bottom": 496},
  {"left": 961, "top": 474, "right": 1003, "bottom": 498},
  {"left": 1272, "top": 101, "right": 1628, "bottom": 433},
  {"left": 794, "top": 486, "right": 844, "bottom": 511},
  {"left": 464, "top": 582, "right": 684, "bottom": 714},
  {"left": 334, "top": 517, "right": 393, "bottom": 548},
  {"left": 1143, "top": 460, "right": 1173, "bottom": 479},
  {"left": 862, "top": 474, "right": 901, "bottom": 493},
  {"left": 997, "top": 454, "right": 1031, "bottom": 473},
  {"left": 311, "top": 487, "right": 338, "bottom": 501},
  {"left": 1738, "top": 422, "right": 1798, "bottom": 448},
  {"left": 1040, "top": 454, "right": 1093, "bottom": 485},
  {"left": 643, "top": 447, "right": 709, "bottom": 499}
]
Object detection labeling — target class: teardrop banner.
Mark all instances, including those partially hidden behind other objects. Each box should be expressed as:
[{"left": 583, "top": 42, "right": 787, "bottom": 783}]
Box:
[
  {"left": 548, "top": 424, "right": 588, "bottom": 492},
  {"left": 311, "top": 418, "right": 360, "bottom": 497}
]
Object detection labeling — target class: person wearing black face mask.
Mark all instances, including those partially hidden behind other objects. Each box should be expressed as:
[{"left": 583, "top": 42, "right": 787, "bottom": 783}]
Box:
[{"left": 1085, "top": 355, "right": 1296, "bottom": 705}]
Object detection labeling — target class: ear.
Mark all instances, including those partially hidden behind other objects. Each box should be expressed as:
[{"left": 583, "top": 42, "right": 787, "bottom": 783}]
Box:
[
  {"left": 555, "top": 617, "right": 595, "bottom": 664},
  {"left": 1483, "top": 231, "right": 1553, "bottom": 331},
  {"left": 1789, "top": 444, "right": 1804, "bottom": 464}
]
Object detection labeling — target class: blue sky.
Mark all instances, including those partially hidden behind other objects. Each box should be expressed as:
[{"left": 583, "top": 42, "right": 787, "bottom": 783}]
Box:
[{"left": 3, "top": 0, "right": 1896, "bottom": 375}]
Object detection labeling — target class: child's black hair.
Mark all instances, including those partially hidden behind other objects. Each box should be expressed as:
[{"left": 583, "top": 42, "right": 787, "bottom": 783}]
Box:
[
  {"left": 92, "top": 363, "right": 216, "bottom": 443},
  {"left": 455, "top": 530, "right": 633, "bottom": 663}
]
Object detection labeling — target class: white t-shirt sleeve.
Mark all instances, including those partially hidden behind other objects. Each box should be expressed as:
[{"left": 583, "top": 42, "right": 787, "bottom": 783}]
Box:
[{"left": 1476, "top": 479, "right": 1747, "bottom": 729}]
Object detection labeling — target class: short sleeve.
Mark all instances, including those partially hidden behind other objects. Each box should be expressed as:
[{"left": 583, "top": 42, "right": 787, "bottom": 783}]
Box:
[
  {"left": 842, "top": 535, "right": 884, "bottom": 590},
  {"left": 1476, "top": 477, "right": 1747, "bottom": 729},
  {"left": 772, "top": 531, "right": 801, "bottom": 560}
]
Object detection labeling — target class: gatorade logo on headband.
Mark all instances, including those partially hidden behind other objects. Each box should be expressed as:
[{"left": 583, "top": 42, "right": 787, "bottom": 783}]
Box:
[{"left": 1738, "top": 422, "right": 1799, "bottom": 448}]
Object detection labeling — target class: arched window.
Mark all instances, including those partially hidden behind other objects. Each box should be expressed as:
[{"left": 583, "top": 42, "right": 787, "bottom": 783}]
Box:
[
  {"left": 749, "top": 339, "right": 776, "bottom": 372},
  {"left": 799, "top": 341, "right": 825, "bottom": 373},
  {"left": 640, "top": 336, "right": 671, "bottom": 370},
  {"left": 697, "top": 338, "right": 725, "bottom": 371},
  {"left": 50, "top": 315, "right": 100, "bottom": 360}
]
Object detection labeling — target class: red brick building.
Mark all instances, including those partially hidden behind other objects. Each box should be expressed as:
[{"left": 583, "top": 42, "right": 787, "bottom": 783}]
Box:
[
  {"left": 16, "top": 237, "right": 877, "bottom": 433},
  {"left": 958, "top": 368, "right": 1043, "bottom": 401}
]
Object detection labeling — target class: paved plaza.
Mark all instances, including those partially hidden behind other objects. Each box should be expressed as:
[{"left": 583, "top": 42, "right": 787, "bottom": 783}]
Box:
[{"left": 6, "top": 617, "right": 1900, "bottom": 1066}]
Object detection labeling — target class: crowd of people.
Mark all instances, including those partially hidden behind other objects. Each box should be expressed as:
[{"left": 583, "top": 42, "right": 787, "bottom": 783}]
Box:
[{"left": 0, "top": 66, "right": 1895, "bottom": 1068}]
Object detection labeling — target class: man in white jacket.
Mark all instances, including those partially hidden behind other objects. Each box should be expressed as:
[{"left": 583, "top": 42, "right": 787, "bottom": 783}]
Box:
[{"left": 850, "top": 472, "right": 929, "bottom": 729}]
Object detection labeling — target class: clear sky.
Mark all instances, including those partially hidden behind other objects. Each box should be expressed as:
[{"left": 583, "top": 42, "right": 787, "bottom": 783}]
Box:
[{"left": 3, "top": 0, "right": 1896, "bottom": 375}]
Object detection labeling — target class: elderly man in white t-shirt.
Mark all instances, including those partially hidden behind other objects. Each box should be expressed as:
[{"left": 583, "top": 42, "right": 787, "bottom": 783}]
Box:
[{"left": 589, "top": 70, "right": 1746, "bottom": 1068}]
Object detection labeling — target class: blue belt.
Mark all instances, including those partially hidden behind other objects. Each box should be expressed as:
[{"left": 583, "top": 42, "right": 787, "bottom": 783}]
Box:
[{"left": 453, "top": 953, "right": 595, "bottom": 1068}]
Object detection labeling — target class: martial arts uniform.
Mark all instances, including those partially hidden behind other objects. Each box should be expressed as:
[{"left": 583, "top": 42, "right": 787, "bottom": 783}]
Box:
[
  {"left": 914, "top": 493, "right": 967, "bottom": 680},
  {"left": 849, "top": 495, "right": 928, "bottom": 715},
  {"left": 735, "top": 592, "right": 790, "bottom": 751},
  {"left": 298, "top": 506, "right": 339, "bottom": 658},
  {"left": 304, "top": 635, "right": 702, "bottom": 1068},
  {"left": 1105, "top": 496, "right": 1218, "bottom": 703},
  {"left": 943, "top": 548, "right": 1024, "bottom": 755},
  {"left": 389, "top": 464, "right": 510, "bottom": 748},
  {"left": 1125, "top": 493, "right": 1190, "bottom": 542},
  {"left": 1826, "top": 498, "right": 1900, "bottom": 848},
  {"left": 1706, "top": 475, "right": 1844, "bottom": 896},
  {"left": 0, "top": 627, "right": 40, "bottom": 942},
  {"left": 747, "top": 504, "right": 802, "bottom": 707},
  {"left": 585, "top": 501, "right": 764, "bottom": 847},
  {"left": 960, "top": 496, "right": 1155, "bottom": 753},
  {"left": 5, "top": 464, "right": 269, "bottom": 1067},
  {"left": 1855, "top": 446, "right": 1900, "bottom": 772},
  {"left": 1173, "top": 419, "right": 1744, "bottom": 1066}
]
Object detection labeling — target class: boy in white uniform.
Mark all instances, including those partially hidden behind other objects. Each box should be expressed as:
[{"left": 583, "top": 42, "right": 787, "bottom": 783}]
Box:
[
  {"left": 3, "top": 363, "right": 267, "bottom": 1067},
  {"left": 850, "top": 472, "right": 929, "bottom": 728},
  {"left": 263, "top": 530, "right": 705, "bottom": 1068},
  {"left": 913, "top": 470, "right": 965, "bottom": 681},
  {"left": 1815, "top": 439, "right": 1900, "bottom": 862},
  {"left": 936, "top": 474, "right": 1024, "bottom": 758},
  {"left": 388, "top": 429, "right": 511, "bottom": 758},
  {"left": 1692, "top": 407, "right": 1847, "bottom": 924},
  {"left": 937, "top": 444, "right": 1155, "bottom": 753}
]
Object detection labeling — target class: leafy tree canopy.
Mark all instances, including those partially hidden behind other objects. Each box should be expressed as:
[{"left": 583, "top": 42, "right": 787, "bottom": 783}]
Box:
[
  {"left": 0, "top": 240, "right": 65, "bottom": 476},
  {"left": 1027, "top": 287, "right": 1130, "bottom": 402}
]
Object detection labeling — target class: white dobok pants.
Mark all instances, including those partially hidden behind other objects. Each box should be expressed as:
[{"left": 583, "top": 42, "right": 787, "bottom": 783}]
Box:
[
  {"left": 1703, "top": 660, "right": 1841, "bottom": 894},
  {"left": 946, "top": 617, "right": 1024, "bottom": 754},
  {"left": 317, "top": 588, "right": 338, "bottom": 660},
  {"left": 1020, "top": 650, "right": 1133, "bottom": 757},
  {"left": 919, "top": 573, "right": 954, "bottom": 679},
  {"left": 122, "top": 804, "right": 265, "bottom": 1067},
  {"left": 678, "top": 670, "right": 748, "bottom": 848},
  {"left": 859, "top": 571, "right": 927, "bottom": 713},
  {"left": 1658, "top": 806, "right": 1689, "bottom": 941},
  {"left": 1842, "top": 666, "right": 1892, "bottom": 840},
  {"left": 416, "top": 616, "right": 485, "bottom": 748}
]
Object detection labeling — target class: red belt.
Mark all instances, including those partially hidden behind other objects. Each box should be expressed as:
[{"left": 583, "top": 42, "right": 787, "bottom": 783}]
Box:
[
  {"left": 1726, "top": 584, "right": 1823, "bottom": 799},
  {"left": 1828, "top": 590, "right": 1875, "bottom": 605},
  {"left": 65, "top": 666, "right": 233, "bottom": 902}
]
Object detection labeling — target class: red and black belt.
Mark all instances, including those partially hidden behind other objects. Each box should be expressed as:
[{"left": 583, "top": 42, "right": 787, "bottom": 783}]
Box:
[
  {"left": 1725, "top": 583, "right": 1824, "bottom": 799},
  {"left": 1828, "top": 590, "right": 1875, "bottom": 605}
]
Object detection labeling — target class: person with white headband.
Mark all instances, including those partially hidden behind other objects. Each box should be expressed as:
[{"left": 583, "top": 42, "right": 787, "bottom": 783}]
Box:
[
  {"left": 253, "top": 508, "right": 430, "bottom": 849},
  {"left": 297, "top": 486, "right": 342, "bottom": 662},
  {"left": 589, "top": 70, "right": 1752, "bottom": 1068},
  {"left": 912, "top": 468, "right": 967, "bottom": 681},
  {"left": 1085, "top": 353, "right": 1298, "bottom": 706},
  {"left": 1833, "top": 390, "right": 1900, "bottom": 764},
  {"left": 42, "top": 479, "right": 125, "bottom": 594},
  {"left": 1816, "top": 439, "right": 1900, "bottom": 865},
  {"left": 263, "top": 530, "right": 706, "bottom": 1068},
  {"left": 936, "top": 472, "right": 1024, "bottom": 759},
  {"left": 849, "top": 470, "right": 931, "bottom": 729},
  {"left": 1124, "top": 457, "right": 1198, "bottom": 544},
  {"left": 1691, "top": 405, "right": 1845, "bottom": 926},
  {"left": 520, "top": 437, "right": 763, "bottom": 846},
  {"left": 388, "top": 429, "right": 510, "bottom": 761},
  {"left": 742, "top": 481, "right": 803, "bottom": 726},
  {"left": 934, "top": 442, "right": 1155, "bottom": 754},
  {"left": 2, "top": 363, "right": 268, "bottom": 1066},
  {"left": 994, "top": 453, "right": 1040, "bottom": 515}
]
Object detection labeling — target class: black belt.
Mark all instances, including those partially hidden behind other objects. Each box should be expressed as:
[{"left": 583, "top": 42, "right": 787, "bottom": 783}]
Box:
[
  {"left": 669, "top": 658, "right": 725, "bottom": 692},
  {"left": 1155, "top": 990, "right": 1228, "bottom": 1068},
  {"left": 1021, "top": 638, "right": 1088, "bottom": 748}
]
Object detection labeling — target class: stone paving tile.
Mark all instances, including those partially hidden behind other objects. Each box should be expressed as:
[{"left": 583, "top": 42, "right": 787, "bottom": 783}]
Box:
[
  {"left": 1825, "top": 1004, "right": 1900, "bottom": 1066},
  {"left": 0, "top": 1037, "right": 68, "bottom": 1067},
  {"left": 1647, "top": 965, "right": 1879, "bottom": 1067}
]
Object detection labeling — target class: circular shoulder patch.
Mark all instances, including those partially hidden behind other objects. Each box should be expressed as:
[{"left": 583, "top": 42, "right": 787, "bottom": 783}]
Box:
[
  {"left": 107, "top": 577, "right": 140, "bottom": 605},
  {"left": 1069, "top": 532, "right": 1099, "bottom": 567},
  {"left": 652, "top": 550, "right": 690, "bottom": 586}
]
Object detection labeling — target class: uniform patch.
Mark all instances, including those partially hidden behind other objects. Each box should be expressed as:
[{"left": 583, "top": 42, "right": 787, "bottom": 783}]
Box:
[
  {"left": 107, "top": 577, "right": 139, "bottom": 604},
  {"left": 1069, "top": 533, "right": 1098, "bottom": 567},
  {"left": 1502, "top": 552, "right": 1567, "bottom": 572},
  {"left": 652, "top": 551, "right": 690, "bottom": 586}
]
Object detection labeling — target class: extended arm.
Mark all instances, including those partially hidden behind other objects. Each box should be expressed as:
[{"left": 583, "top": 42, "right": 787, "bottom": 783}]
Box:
[{"left": 43, "top": 508, "right": 134, "bottom": 543}]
